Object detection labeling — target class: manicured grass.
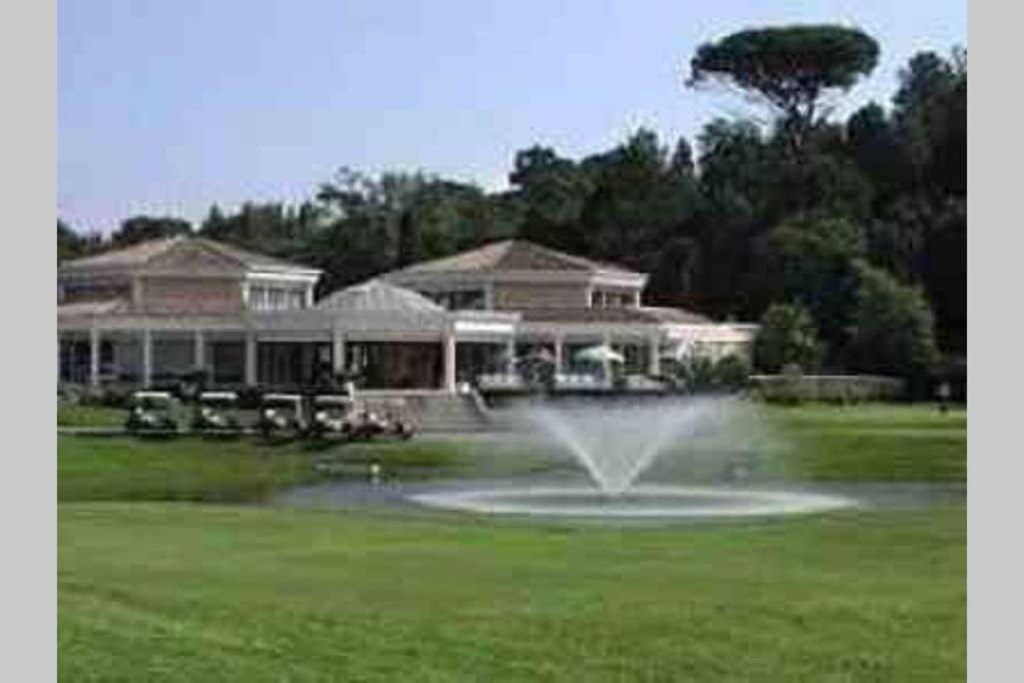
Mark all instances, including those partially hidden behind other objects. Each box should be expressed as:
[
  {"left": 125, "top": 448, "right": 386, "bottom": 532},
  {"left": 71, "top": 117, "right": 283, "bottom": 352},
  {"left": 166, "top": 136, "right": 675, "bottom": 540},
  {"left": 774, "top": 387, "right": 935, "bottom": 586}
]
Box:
[
  {"left": 57, "top": 403, "right": 126, "bottom": 428},
  {"left": 58, "top": 435, "right": 333, "bottom": 503},
  {"left": 770, "top": 403, "right": 966, "bottom": 482},
  {"left": 58, "top": 402, "right": 967, "bottom": 503},
  {"left": 644, "top": 402, "right": 966, "bottom": 485},
  {"left": 57, "top": 403, "right": 967, "bottom": 681},
  {"left": 59, "top": 502, "right": 965, "bottom": 682},
  {"left": 57, "top": 434, "right": 572, "bottom": 503}
]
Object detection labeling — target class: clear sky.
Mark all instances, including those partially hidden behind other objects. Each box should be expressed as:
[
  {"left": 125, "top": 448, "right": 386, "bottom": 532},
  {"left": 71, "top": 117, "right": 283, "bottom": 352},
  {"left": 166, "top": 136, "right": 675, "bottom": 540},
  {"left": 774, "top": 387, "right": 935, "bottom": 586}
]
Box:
[{"left": 58, "top": 0, "right": 966, "bottom": 234}]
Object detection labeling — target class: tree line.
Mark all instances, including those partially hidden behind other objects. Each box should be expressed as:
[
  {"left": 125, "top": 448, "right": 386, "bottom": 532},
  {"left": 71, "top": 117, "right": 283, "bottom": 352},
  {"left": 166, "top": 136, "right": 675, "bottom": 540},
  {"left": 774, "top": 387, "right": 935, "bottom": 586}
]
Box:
[{"left": 58, "top": 26, "right": 965, "bottom": 385}]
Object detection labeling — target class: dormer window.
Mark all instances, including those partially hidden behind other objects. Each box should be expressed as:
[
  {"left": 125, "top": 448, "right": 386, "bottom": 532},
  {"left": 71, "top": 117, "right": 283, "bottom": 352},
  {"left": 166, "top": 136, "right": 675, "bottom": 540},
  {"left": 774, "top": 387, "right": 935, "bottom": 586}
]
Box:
[{"left": 249, "top": 284, "right": 308, "bottom": 311}]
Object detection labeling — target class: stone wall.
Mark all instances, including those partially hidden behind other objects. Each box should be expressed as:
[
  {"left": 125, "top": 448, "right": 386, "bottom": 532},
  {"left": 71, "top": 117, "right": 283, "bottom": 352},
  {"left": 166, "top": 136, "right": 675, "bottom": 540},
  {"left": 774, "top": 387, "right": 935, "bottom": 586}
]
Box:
[{"left": 749, "top": 374, "right": 905, "bottom": 403}]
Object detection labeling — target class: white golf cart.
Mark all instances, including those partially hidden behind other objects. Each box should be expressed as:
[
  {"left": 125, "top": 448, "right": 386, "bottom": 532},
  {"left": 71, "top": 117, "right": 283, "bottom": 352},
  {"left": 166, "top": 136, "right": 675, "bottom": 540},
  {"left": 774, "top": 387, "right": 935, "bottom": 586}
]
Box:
[
  {"left": 309, "top": 394, "right": 357, "bottom": 440},
  {"left": 191, "top": 391, "right": 241, "bottom": 434},
  {"left": 125, "top": 391, "right": 178, "bottom": 434},
  {"left": 257, "top": 393, "right": 307, "bottom": 438},
  {"left": 348, "top": 399, "right": 416, "bottom": 442}
]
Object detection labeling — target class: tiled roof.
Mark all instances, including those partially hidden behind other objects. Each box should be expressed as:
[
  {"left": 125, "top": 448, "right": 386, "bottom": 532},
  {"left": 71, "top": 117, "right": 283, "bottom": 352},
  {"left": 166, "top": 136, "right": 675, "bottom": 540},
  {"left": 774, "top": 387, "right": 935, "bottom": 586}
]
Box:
[
  {"left": 196, "top": 239, "right": 316, "bottom": 271},
  {"left": 59, "top": 237, "right": 180, "bottom": 270},
  {"left": 316, "top": 279, "right": 446, "bottom": 314},
  {"left": 57, "top": 296, "right": 244, "bottom": 318},
  {"left": 387, "top": 240, "right": 641, "bottom": 277},
  {"left": 57, "top": 299, "right": 131, "bottom": 317},
  {"left": 519, "top": 306, "right": 712, "bottom": 325},
  {"left": 59, "top": 236, "right": 318, "bottom": 274}
]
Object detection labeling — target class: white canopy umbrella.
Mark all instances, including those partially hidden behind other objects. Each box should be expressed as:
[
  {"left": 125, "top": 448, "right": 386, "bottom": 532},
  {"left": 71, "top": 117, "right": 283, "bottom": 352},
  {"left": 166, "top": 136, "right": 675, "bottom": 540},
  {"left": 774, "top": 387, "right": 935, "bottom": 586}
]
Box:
[{"left": 574, "top": 344, "right": 625, "bottom": 364}]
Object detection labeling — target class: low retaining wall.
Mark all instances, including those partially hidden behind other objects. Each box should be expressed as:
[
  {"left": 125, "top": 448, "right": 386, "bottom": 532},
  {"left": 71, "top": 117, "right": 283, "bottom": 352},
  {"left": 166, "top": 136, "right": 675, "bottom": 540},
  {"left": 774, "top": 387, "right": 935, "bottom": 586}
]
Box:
[{"left": 749, "top": 374, "right": 905, "bottom": 403}]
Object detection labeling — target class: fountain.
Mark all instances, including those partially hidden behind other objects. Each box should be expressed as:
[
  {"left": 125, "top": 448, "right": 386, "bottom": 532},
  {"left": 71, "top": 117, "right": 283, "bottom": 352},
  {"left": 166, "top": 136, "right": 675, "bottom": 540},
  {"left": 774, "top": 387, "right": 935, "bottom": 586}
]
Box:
[{"left": 409, "top": 396, "right": 857, "bottom": 520}]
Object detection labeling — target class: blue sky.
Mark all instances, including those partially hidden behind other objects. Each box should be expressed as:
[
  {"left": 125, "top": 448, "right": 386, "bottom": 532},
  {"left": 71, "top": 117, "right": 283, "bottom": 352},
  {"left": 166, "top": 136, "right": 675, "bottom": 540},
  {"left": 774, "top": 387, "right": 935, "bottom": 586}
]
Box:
[{"left": 58, "top": 0, "right": 966, "bottom": 234}]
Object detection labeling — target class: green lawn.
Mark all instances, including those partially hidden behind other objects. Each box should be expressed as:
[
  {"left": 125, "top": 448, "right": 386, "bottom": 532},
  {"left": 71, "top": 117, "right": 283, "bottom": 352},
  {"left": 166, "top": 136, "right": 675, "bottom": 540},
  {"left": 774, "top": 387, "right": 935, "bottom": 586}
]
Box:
[
  {"left": 57, "top": 403, "right": 125, "bottom": 428},
  {"left": 770, "top": 403, "right": 966, "bottom": 482},
  {"left": 58, "top": 436, "right": 330, "bottom": 503},
  {"left": 58, "top": 402, "right": 966, "bottom": 682}
]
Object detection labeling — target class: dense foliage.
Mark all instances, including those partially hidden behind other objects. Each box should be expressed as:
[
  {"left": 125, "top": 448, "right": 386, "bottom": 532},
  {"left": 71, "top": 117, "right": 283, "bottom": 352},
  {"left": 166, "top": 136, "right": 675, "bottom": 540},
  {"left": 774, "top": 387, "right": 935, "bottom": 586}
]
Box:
[
  {"left": 688, "top": 25, "right": 880, "bottom": 157},
  {"left": 753, "top": 303, "right": 822, "bottom": 373},
  {"left": 58, "top": 27, "right": 965, "bottom": 380},
  {"left": 847, "top": 262, "right": 940, "bottom": 383}
]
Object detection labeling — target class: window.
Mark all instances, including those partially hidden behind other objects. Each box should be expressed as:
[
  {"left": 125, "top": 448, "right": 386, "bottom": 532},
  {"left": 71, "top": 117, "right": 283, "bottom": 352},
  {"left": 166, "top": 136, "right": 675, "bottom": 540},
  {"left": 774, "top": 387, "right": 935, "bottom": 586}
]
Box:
[
  {"left": 249, "top": 286, "right": 267, "bottom": 310},
  {"left": 249, "top": 284, "right": 306, "bottom": 310},
  {"left": 450, "top": 290, "right": 485, "bottom": 310}
]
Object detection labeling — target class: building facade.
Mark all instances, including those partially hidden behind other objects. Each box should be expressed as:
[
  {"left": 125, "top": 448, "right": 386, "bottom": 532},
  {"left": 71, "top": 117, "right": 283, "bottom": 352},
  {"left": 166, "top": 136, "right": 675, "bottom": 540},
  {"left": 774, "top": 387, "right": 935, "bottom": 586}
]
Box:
[{"left": 57, "top": 237, "right": 756, "bottom": 393}]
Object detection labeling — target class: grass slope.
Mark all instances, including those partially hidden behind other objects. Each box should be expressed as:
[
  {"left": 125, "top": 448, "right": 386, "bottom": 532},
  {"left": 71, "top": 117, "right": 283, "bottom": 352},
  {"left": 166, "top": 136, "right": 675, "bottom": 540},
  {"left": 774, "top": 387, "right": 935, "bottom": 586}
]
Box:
[
  {"left": 58, "top": 403, "right": 967, "bottom": 682},
  {"left": 60, "top": 503, "right": 965, "bottom": 682},
  {"left": 57, "top": 403, "right": 125, "bottom": 428}
]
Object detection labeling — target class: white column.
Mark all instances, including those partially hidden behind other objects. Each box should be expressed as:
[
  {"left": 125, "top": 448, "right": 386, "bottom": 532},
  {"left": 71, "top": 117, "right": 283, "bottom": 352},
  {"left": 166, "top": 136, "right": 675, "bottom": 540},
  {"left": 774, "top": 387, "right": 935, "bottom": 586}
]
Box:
[
  {"left": 648, "top": 334, "right": 661, "bottom": 376},
  {"left": 193, "top": 330, "right": 205, "bottom": 370},
  {"left": 602, "top": 332, "right": 612, "bottom": 385},
  {"left": 331, "top": 328, "right": 346, "bottom": 375},
  {"left": 505, "top": 337, "right": 516, "bottom": 375},
  {"left": 305, "top": 285, "right": 314, "bottom": 308},
  {"left": 245, "top": 332, "right": 257, "bottom": 386},
  {"left": 553, "top": 334, "right": 564, "bottom": 373},
  {"left": 633, "top": 291, "right": 641, "bottom": 308},
  {"left": 89, "top": 327, "right": 100, "bottom": 389},
  {"left": 484, "top": 283, "right": 495, "bottom": 310},
  {"left": 443, "top": 327, "right": 457, "bottom": 394},
  {"left": 142, "top": 329, "right": 152, "bottom": 388}
]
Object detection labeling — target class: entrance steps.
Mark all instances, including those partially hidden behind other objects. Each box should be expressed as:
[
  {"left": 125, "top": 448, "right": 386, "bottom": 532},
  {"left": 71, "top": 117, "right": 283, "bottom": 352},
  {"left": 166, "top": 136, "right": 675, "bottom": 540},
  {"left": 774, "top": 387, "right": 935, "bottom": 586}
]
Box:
[{"left": 357, "top": 390, "right": 506, "bottom": 433}]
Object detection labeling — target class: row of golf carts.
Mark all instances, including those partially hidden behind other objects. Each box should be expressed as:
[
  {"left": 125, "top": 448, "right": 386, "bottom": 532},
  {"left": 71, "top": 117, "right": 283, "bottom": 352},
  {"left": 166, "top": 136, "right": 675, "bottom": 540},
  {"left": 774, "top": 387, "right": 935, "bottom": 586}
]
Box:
[{"left": 125, "top": 390, "right": 416, "bottom": 441}]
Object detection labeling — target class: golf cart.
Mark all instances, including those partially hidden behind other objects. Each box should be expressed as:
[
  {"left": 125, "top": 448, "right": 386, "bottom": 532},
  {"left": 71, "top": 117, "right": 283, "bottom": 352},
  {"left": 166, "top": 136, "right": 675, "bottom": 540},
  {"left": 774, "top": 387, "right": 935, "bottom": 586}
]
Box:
[
  {"left": 308, "top": 394, "right": 356, "bottom": 440},
  {"left": 125, "top": 391, "right": 178, "bottom": 434},
  {"left": 191, "top": 391, "right": 241, "bottom": 434},
  {"left": 257, "top": 393, "right": 307, "bottom": 438},
  {"left": 348, "top": 399, "right": 416, "bottom": 442}
]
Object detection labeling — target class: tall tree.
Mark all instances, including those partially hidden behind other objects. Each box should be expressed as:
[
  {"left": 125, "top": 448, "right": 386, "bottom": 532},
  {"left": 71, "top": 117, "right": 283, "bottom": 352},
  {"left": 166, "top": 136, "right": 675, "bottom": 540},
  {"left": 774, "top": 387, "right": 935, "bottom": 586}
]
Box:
[
  {"left": 111, "top": 215, "right": 192, "bottom": 247},
  {"left": 760, "top": 214, "right": 868, "bottom": 362},
  {"left": 395, "top": 210, "right": 420, "bottom": 268},
  {"left": 57, "top": 218, "right": 102, "bottom": 263},
  {"left": 687, "top": 25, "right": 880, "bottom": 157},
  {"left": 508, "top": 145, "right": 591, "bottom": 253}
]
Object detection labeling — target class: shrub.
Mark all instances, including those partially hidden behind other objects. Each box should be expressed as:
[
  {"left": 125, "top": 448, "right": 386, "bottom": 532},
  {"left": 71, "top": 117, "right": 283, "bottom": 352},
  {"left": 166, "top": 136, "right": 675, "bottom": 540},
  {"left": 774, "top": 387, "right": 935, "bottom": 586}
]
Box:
[
  {"left": 714, "top": 354, "right": 751, "bottom": 391},
  {"left": 78, "top": 383, "right": 134, "bottom": 408},
  {"left": 58, "top": 383, "right": 85, "bottom": 406},
  {"left": 677, "top": 354, "right": 718, "bottom": 393},
  {"left": 766, "top": 215, "right": 867, "bottom": 351},
  {"left": 847, "top": 262, "right": 940, "bottom": 384},
  {"left": 753, "top": 302, "right": 822, "bottom": 373}
]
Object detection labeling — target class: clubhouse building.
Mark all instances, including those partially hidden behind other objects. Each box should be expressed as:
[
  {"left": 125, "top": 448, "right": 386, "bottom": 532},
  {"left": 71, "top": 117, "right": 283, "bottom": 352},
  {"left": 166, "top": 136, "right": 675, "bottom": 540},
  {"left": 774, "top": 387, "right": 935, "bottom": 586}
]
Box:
[{"left": 57, "top": 237, "right": 756, "bottom": 393}]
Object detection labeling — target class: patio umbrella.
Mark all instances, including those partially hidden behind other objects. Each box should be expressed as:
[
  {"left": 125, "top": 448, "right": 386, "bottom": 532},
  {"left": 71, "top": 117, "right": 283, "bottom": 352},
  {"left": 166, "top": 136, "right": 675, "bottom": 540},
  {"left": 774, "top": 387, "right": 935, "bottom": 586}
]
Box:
[{"left": 574, "top": 344, "right": 625, "bottom": 364}]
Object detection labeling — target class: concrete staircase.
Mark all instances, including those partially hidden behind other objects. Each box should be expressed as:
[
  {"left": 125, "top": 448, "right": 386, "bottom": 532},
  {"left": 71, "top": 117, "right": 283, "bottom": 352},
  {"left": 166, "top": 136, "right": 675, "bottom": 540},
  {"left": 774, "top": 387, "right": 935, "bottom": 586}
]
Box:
[{"left": 358, "top": 391, "right": 501, "bottom": 433}]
